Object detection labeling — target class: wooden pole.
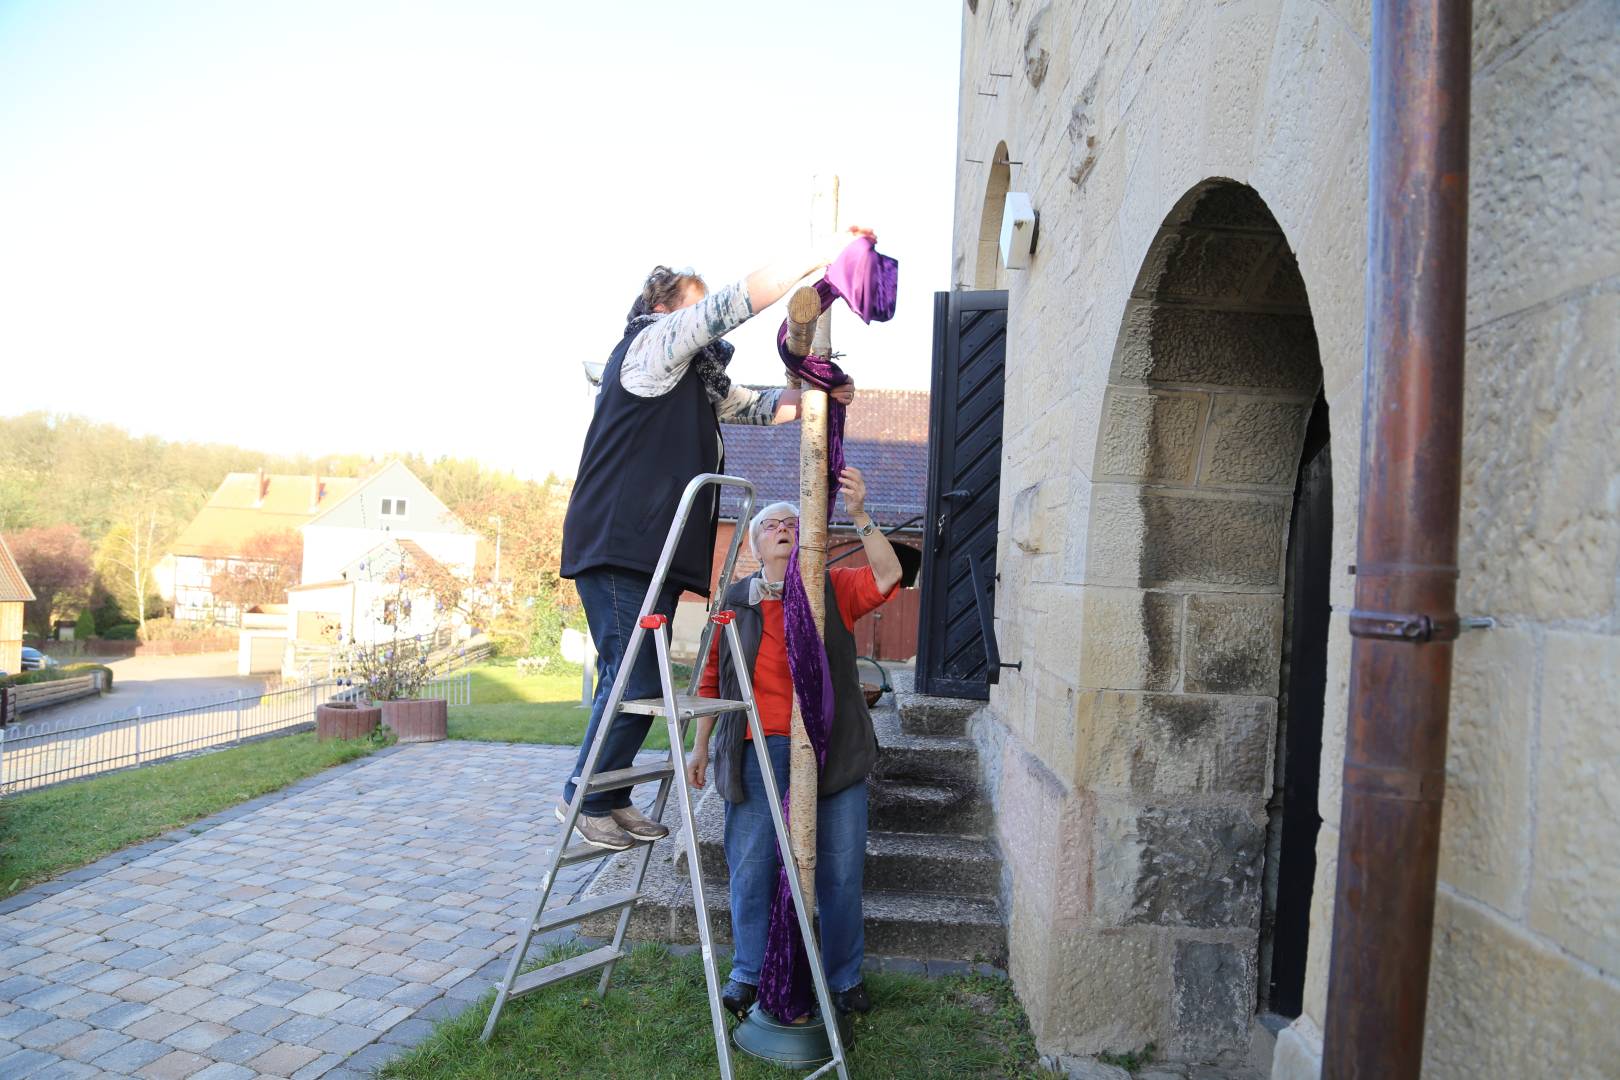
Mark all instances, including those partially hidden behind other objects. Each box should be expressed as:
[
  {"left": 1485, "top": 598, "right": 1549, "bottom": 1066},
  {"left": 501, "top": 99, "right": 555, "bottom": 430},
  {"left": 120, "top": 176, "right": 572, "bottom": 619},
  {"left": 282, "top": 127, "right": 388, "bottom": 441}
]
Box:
[{"left": 785, "top": 174, "right": 838, "bottom": 899}]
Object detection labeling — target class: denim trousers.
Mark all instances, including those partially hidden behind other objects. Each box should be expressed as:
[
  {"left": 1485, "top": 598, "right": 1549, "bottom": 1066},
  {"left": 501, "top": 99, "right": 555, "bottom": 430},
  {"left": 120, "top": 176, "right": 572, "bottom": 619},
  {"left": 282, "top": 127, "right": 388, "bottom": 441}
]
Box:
[
  {"left": 562, "top": 567, "right": 681, "bottom": 817},
  {"left": 724, "top": 734, "right": 867, "bottom": 994}
]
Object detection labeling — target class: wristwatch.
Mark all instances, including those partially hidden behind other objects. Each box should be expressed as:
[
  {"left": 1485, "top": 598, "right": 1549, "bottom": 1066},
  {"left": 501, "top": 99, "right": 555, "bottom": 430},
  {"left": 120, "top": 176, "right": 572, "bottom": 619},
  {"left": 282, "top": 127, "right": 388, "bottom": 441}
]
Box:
[{"left": 855, "top": 517, "right": 878, "bottom": 537}]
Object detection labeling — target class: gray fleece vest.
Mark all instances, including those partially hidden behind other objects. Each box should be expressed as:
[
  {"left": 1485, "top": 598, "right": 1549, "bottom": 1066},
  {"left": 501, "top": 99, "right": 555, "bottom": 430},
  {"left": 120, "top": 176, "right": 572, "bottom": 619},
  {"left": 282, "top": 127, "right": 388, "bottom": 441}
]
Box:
[{"left": 710, "top": 572, "right": 879, "bottom": 804}]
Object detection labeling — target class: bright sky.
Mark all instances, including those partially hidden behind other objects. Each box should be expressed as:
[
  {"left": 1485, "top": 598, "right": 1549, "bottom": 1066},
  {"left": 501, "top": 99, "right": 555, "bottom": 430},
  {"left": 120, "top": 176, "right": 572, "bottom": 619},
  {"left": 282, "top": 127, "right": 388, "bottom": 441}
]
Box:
[{"left": 0, "top": 1, "right": 961, "bottom": 480}]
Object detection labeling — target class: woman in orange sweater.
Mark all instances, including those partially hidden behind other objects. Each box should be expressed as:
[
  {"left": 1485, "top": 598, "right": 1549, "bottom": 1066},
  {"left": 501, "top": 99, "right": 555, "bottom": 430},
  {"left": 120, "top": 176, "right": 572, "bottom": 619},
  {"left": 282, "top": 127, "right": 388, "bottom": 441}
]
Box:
[{"left": 689, "top": 466, "right": 900, "bottom": 1021}]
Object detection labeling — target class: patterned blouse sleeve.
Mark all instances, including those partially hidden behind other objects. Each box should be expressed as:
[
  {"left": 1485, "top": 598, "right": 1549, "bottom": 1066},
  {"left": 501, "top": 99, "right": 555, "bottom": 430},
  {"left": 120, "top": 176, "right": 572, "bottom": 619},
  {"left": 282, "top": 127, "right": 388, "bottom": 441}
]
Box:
[
  {"left": 715, "top": 385, "right": 785, "bottom": 427},
  {"left": 620, "top": 279, "right": 754, "bottom": 398}
]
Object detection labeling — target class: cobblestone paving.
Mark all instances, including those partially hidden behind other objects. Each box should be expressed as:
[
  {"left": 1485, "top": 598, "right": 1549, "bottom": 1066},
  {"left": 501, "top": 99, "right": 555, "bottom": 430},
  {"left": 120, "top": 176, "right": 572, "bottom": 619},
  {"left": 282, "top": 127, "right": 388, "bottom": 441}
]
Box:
[{"left": 0, "top": 741, "right": 655, "bottom": 1079}]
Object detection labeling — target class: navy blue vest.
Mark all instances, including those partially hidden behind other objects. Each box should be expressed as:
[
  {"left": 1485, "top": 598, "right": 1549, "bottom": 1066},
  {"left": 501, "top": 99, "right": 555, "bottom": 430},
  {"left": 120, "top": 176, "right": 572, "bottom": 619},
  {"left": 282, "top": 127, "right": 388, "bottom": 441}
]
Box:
[{"left": 560, "top": 325, "right": 721, "bottom": 596}]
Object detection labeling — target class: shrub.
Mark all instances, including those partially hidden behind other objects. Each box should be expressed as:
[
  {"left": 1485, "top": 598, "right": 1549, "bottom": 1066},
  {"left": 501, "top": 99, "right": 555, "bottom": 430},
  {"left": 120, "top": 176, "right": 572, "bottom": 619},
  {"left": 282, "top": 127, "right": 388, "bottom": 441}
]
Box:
[
  {"left": 138, "top": 617, "right": 231, "bottom": 643},
  {"left": 73, "top": 609, "right": 96, "bottom": 642},
  {"left": 0, "top": 663, "right": 111, "bottom": 690},
  {"left": 100, "top": 623, "right": 139, "bottom": 641},
  {"left": 92, "top": 597, "right": 129, "bottom": 635}
]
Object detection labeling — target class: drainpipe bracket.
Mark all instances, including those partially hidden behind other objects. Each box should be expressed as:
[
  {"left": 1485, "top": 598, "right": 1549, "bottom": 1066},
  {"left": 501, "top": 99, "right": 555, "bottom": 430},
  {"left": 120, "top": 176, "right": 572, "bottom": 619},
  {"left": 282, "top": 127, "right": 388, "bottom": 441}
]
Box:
[{"left": 1348, "top": 610, "right": 1460, "bottom": 642}]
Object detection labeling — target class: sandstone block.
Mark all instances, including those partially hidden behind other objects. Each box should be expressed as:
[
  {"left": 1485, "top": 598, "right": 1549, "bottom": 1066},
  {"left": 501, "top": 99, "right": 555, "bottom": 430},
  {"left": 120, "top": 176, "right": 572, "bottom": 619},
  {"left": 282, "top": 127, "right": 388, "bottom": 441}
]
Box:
[
  {"left": 1530, "top": 632, "right": 1620, "bottom": 973},
  {"left": 1468, "top": 1, "right": 1620, "bottom": 323},
  {"left": 1182, "top": 592, "right": 1284, "bottom": 696},
  {"left": 1094, "top": 802, "right": 1267, "bottom": 930},
  {"left": 1114, "top": 303, "right": 1321, "bottom": 394},
  {"left": 1087, "top": 486, "right": 1287, "bottom": 589},
  {"left": 1436, "top": 628, "right": 1534, "bottom": 915},
  {"left": 1039, "top": 928, "right": 1168, "bottom": 1054},
  {"left": 1076, "top": 691, "right": 1274, "bottom": 797},
  {"left": 1136, "top": 230, "right": 1278, "bottom": 306},
  {"left": 1171, "top": 939, "right": 1257, "bottom": 1059},
  {"left": 1200, "top": 397, "right": 1312, "bottom": 489},
  {"left": 1078, "top": 587, "right": 1182, "bottom": 692},
  {"left": 1458, "top": 289, "right": 1619, "bottom": 622},
  {"left": 1095, "top": 388, "right": 1207, "bottom": 483},
  {"left": 1204, "top": 0, "right": 1283, "bottom": 172},
  {"left": 1271, "top": 1020, "right": 1324, "bottom": 1080},
  {"left": 1423, "top": 892, "right": 1620, "bottom": 1079}
]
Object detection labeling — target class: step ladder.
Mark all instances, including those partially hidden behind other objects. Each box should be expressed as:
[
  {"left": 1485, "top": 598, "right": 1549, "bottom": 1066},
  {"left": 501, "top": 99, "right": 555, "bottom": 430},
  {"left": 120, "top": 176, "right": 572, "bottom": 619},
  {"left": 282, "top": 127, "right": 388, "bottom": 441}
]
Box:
[{"left": 480, "top": 473, "right": 851, "bottom": 1080}]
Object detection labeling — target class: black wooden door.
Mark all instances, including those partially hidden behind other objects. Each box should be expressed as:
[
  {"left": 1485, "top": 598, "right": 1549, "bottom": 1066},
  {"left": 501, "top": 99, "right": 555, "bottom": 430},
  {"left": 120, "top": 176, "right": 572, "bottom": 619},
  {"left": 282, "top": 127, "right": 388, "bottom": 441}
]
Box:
[
  {"left": 1264, "top": 395, "right": 1331, "bottom": 1018},
  {"left": 915, "top": 290, "right": 1008, "bottom": 699}
]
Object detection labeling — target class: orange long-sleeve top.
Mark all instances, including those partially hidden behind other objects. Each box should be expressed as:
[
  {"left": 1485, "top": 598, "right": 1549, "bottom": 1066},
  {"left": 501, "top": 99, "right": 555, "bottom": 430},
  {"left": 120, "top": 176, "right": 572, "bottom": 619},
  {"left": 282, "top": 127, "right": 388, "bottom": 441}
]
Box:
[{"left": 699, "top": 565, "right": 894, "bottom": 738}]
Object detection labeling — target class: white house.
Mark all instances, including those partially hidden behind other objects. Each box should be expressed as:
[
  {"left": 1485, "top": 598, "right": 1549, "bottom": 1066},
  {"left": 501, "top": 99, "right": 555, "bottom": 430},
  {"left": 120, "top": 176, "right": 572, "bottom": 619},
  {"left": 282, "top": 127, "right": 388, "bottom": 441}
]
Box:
[
  {"left": 165, "top": 471, "right": 358, "bottom": 624},
  {"left": 300, "top": 460, "right": 477, "bottom": 583},
  {"left": 283, "top": 461, "right": 480, "bottom": 673}
]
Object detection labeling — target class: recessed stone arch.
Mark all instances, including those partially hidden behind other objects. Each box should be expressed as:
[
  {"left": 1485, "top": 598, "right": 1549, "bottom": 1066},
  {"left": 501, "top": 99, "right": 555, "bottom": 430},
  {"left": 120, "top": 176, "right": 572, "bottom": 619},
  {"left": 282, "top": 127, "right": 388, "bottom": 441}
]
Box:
[
  {"left": 1072, "top": 178, "right": 1329, "bottom": 1061},
  {"left": 974, "top": 141, "right": 1012, "bottom": 290}
]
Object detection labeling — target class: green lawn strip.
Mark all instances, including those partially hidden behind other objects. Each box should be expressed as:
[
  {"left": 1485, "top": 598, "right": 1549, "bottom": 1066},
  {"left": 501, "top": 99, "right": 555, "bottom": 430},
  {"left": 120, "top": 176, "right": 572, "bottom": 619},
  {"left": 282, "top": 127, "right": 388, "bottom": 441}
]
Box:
[
  {"left": 0, "top": 730, "right": 387, "bottom": 895},
  {"left": 381, "top": 943, "right": 1041, "bottom": 1080},
  {"left": 451, "top": 662, "right": 694, "bottom": 751}
]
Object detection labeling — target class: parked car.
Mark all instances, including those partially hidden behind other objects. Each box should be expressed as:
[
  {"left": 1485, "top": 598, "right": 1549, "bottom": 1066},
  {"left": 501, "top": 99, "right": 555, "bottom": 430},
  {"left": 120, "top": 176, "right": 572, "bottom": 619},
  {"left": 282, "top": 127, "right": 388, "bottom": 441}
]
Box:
[{"left": 20, "top": 647, "right": 57, "bottom": 671}]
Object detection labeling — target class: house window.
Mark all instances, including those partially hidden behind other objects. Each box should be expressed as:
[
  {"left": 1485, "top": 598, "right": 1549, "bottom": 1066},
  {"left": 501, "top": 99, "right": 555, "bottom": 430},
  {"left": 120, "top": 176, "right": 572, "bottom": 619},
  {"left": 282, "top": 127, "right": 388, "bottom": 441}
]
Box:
[{"left": 380, "top": 498, "right": 408, "bottom": 517}]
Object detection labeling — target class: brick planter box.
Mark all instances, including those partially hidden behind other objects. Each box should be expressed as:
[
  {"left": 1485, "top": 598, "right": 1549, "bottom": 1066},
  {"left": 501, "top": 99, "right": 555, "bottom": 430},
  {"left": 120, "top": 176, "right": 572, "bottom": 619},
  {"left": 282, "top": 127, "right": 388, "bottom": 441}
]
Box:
[
  {"left": 316, "top": 702, "right": 382, "bottom": 742},
  {"left": 381, "top": 698, "right": 448, "bottom": 743}
]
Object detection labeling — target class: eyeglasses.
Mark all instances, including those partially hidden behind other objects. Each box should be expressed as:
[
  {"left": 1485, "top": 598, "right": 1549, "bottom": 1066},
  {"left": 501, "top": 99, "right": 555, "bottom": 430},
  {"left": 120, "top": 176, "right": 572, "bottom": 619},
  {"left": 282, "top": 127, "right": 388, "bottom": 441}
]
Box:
[{"left": 759, "top": 517, "right": 798, "bottom": 535}]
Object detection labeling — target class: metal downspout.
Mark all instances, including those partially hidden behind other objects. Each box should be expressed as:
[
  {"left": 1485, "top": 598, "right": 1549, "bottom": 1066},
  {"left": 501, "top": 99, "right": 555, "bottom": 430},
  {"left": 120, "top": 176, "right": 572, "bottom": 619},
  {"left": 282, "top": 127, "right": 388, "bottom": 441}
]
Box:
[{"left": 1322, "top": 0, "right": 1472, "bottom": 1076}]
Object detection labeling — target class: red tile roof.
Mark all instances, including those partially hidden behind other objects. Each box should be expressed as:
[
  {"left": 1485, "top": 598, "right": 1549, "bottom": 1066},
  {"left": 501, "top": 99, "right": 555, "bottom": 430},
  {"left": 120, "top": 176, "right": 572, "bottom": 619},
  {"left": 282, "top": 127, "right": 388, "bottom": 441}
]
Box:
[{"left": 718, "top": 387, "right": 930, "bottom": 530}]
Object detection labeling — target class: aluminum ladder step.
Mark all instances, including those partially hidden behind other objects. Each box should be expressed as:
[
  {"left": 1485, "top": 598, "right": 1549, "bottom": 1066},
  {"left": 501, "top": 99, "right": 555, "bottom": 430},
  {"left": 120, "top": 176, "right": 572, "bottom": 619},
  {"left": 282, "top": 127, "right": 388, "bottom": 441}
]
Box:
[
  {"left": 619, "top": 695, "right": 748, "bottom": 719},
  {"left": 508, "top": 944, "right": 627, "bottom": 1000},
  {"left": 584, "top": 762, "right": 674, "bottom": 793},
  {"left": 557, "top": 835, "right": 656, "bottom": 868},
  {"left": 534, "top": 888, "right": 640, "bottom": 934}
]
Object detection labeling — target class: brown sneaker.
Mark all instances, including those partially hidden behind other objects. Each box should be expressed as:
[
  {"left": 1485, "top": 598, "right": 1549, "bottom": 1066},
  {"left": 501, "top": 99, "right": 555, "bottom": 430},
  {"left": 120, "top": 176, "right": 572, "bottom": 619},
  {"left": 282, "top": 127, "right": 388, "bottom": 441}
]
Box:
[
  {"left": 557, "top": 801, "right": 634, "bottom": 851},
  {"left": 609, "top": 805, "right": 669, "bottom": 840}
]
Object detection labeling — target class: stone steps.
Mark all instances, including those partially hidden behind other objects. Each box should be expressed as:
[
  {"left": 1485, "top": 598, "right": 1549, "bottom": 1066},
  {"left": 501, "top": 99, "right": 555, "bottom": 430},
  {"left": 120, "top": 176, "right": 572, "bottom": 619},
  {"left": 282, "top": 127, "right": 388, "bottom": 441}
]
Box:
[
  {"left": 580, "top": 847, "right": 1007, "bottom": 963},
  {"left": 684, "top": 785, "right": 1001, "bottom": 897},
  {"left": 891, "top": 670, "right": 984, "bottom": 739}
]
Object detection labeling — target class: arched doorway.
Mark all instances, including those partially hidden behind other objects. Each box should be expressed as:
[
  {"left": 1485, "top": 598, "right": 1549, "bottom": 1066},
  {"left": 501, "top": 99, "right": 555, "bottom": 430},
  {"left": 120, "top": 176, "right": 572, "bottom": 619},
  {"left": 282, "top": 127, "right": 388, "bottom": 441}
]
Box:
[
  {"left": 1080, "top": 178, "right": 1330, "bottom": 1058},
  {"left": 974, "top": 142, "right": 1012, "bottom": 290}
]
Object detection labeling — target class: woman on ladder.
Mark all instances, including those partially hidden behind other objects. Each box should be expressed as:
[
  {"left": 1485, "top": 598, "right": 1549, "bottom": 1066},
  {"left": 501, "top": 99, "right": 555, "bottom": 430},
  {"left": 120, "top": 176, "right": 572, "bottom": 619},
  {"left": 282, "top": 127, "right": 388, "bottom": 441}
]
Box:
[{"left": 557, "top": 233, "right": 870, "bottom": 852}]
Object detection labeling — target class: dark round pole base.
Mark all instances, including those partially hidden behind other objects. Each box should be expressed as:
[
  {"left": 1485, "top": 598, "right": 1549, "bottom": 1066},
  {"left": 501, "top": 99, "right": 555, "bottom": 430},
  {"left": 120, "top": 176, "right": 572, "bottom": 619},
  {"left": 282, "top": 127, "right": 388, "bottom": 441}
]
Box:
[{"left": 733, "top": 1002, "right": 854, "bottom": 1068}]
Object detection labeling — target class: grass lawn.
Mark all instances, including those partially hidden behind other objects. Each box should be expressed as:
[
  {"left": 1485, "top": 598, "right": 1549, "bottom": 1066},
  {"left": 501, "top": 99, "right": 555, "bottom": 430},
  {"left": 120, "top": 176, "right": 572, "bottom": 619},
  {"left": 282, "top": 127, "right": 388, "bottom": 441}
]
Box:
[
  {"left": 0, "top": 730, "right": 387, "bottom": 896},
  {"left": 450, "top": 662, "right": 693, "bottom": 751},
  {"left": 382, "top": 943, "right": 1042, "bottom": 1080}
]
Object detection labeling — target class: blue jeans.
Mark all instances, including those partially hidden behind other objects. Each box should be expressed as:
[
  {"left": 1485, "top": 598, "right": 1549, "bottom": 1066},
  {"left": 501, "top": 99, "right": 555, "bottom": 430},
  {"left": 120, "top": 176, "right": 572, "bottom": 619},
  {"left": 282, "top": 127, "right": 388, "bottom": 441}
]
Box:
[
  {"left": 562, "top": 567, "right": 682, "bottom": 817},
  {"left": 724, "top": 734, "right": 867, "bottom": 994}
]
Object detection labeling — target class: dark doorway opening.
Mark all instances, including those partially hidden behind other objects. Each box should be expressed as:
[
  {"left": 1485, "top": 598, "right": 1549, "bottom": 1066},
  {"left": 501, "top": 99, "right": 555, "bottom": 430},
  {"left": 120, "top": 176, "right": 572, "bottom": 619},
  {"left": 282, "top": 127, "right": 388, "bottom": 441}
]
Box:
[{"left": 1258, "top": 394, "right": 1331, "bottom": 1019}]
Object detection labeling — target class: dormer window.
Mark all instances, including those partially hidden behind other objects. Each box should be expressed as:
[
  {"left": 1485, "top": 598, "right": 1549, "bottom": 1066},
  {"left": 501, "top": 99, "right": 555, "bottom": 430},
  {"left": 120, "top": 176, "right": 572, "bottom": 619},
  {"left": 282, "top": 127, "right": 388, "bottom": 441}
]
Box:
[{"left": 380, "top": 498, "right": 408, "bottom": 517}]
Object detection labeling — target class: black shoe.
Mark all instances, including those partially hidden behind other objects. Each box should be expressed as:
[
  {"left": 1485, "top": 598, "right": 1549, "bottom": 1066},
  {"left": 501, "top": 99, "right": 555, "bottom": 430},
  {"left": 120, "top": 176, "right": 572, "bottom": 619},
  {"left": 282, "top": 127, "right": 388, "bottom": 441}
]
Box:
[
  {"left": 832, "top": 983, "right": 871, "bottom": 1015},
  {"left": 722, "top": 979, "right": 756, "bottom": 1021}
]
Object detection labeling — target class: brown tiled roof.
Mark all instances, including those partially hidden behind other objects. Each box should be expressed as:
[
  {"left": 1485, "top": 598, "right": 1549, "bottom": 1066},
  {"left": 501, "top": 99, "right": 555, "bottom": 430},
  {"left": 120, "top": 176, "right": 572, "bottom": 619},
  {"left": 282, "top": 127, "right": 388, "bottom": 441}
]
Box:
[
  {"left": 171, "top": 473, "right": 361, "bottom": 558},
  {"left": 0, "top": 536, "right": 36, "bottom": 603},
  {"left": 718, "top": 387, "right": 930, "bottom": 529},
  {"left": 394, "top": 539, "right": 448, "bottom": 575}
]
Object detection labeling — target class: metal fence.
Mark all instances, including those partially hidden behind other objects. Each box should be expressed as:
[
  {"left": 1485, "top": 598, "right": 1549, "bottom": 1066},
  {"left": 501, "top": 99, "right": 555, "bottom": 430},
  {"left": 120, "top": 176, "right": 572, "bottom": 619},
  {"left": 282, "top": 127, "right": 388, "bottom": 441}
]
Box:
[{"left": 0, "top": 670, "right": 471, "bottom": 795}]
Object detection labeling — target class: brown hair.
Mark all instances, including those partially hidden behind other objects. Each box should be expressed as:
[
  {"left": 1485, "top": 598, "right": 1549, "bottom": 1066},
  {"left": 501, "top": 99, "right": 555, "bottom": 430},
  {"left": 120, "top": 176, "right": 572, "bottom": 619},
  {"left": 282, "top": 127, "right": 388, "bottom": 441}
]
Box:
[{"left": 637, "top": 265, "right": 706, "bottom": 316}]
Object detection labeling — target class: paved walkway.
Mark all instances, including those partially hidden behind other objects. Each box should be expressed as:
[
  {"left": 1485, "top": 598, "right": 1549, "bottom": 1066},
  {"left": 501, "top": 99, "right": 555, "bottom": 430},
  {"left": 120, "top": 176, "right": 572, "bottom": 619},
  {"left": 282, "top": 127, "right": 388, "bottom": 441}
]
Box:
[{"left": 0, "top": 741, "right": 646, "bottom": 1079}]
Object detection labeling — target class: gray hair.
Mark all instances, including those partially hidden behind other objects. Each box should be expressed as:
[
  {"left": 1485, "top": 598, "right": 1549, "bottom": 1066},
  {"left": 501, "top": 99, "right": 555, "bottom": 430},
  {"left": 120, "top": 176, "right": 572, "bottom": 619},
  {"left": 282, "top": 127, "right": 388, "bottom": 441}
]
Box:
[{"left": 748, "top": 501, "right": 801, "bottom": 556}]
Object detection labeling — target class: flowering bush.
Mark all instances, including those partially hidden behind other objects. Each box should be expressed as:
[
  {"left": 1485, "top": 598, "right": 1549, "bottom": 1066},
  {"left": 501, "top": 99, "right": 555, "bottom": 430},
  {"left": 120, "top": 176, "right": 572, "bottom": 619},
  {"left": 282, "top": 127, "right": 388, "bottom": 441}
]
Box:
[{"left": 342, "top": 550, "right": 467, "bottom": 702}]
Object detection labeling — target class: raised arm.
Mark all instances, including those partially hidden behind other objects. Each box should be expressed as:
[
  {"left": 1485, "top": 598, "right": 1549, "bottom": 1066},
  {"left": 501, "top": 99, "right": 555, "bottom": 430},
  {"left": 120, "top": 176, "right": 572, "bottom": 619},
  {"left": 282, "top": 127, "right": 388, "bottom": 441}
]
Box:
[
  {"left": 622, "top": 228, "right": 875, "bottom": 401},
  {"left": 840, "top": 466, "right": 901, "bottom": 594}
]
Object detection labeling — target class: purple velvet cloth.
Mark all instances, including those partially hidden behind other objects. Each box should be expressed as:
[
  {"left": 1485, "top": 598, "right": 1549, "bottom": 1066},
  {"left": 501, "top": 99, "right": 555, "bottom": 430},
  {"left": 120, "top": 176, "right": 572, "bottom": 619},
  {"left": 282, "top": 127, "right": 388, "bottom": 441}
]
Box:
[{"left": 756, "top": 237, "right": 898, "bottom": 1022}]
